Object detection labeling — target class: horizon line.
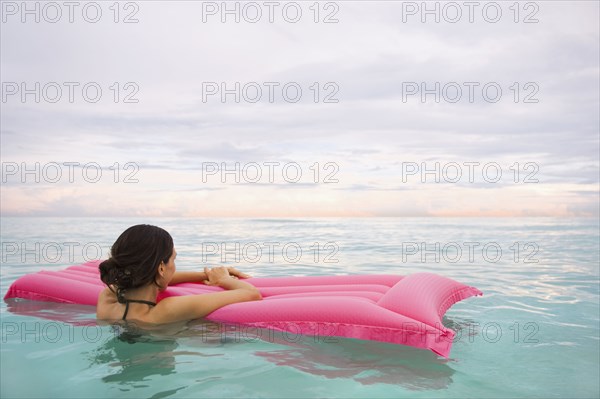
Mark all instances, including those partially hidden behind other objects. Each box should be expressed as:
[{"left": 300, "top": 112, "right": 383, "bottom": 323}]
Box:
[{"left": 1, "top": 215, "right": 598, "bottom": 219}]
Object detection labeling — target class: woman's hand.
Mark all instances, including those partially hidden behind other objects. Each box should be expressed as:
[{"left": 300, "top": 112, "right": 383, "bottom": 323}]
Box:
[
  {"left": 203, "top": 266, "right": 230, "bottom": 286},
  {"left": 203, "top": 266, "right": 252, "bottom": 286},
  {"left": 169, "top": 267, "right": 252, "bottom": 286},
  {"left": 226, "top": 267, "right": 251, "bottom": 279}
]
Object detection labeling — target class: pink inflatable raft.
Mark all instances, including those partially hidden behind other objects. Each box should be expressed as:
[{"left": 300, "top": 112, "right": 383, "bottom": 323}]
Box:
[{"left": 4, "top": 260, "right": 482, "bottom": 357}]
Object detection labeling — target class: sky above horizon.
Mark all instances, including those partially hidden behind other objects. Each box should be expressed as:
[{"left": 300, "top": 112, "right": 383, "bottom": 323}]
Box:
[{"left": 1, "top": 1, "right": 598, "bottom": 217}]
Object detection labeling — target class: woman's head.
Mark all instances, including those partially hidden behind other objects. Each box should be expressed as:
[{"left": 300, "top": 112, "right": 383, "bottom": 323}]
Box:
[{"left": 99, "top": 225, "right": 175, "bottom": 294}]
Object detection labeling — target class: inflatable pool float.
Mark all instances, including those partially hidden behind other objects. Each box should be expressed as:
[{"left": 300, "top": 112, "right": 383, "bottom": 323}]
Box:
[{"left": 4, "top": 260, "right": 482, "bottom": 357}]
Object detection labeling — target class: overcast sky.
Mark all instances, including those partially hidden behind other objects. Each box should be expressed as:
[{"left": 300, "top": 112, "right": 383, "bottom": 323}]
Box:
[{"left": 1, "top": 1, "right": 598, "bottom": 217}]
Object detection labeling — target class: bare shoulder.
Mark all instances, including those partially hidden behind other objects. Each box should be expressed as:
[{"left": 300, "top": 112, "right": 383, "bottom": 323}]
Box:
[
  {"left": 98, "top": 287, "right": 116, "bottom": 303},
  {"left": 147, "top": 290, "right": 260, "bottom": 324},
  {"left": 96, "top": 287, "right": 118, "bottom": 319}
]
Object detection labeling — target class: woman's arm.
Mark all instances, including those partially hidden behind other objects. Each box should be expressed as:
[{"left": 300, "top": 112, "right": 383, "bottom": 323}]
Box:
[
  {"left": 168, "top": 267, "right": 252, "bottom": 285},
  {"left": 169, "top": 271, "right": 207, "bottom": 285},
  {"left": 150, "top": 267, "right": 262, "bottom": 323}
]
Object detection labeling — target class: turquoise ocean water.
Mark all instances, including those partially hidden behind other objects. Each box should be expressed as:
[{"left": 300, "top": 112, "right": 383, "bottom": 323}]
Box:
[{"left": 1, "top": 217, "right": 598, "bottom": 398}]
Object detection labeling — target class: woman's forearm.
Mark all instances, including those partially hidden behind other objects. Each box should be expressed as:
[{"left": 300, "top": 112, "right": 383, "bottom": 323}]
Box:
[
  {"left": 169, "top": 271, "right": 207, "bottom": 285},
  {"left": 217, "top": 277, "right": 254, "bottom": 290},
  {"left": 217, "top": 277, "right": 262, "bottom": 298}
]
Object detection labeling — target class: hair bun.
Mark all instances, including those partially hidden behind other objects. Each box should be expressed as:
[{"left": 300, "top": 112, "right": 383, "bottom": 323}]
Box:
[
  {"left": 99, "top": 257, "right": 130, "bottom": 287},
  {"left": 116, "top": 267, "right": 133, "bottom": 286}
]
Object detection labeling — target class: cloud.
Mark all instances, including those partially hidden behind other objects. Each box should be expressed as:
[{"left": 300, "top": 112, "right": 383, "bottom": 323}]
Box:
[{"left": 1, "top": 1, "right": 598, "bottom": 217}]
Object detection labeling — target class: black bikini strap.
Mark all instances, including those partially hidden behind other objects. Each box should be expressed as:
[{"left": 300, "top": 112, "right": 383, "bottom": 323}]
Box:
[
  {"left": 121, "top": 299, "right": 157, "bottom": 320},
  {"left": 126, "top": 299, "right": 157, "bottom": 306},
  {"left": 122, "top": 301, "right": 130, "bottom": 320}
]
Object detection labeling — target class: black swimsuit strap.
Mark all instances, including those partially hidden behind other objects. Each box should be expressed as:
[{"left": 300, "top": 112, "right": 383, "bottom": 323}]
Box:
[
  {"left": 126, "top": 299, "right": 157, "bottom": 306},
  {"left": 122, "top": 299, "right": 157, "bottom": 320}
]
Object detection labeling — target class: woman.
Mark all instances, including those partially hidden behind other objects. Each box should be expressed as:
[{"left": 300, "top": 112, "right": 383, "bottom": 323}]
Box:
[{"left": 96, "top": 224, "right": 262, "bottom": 323}]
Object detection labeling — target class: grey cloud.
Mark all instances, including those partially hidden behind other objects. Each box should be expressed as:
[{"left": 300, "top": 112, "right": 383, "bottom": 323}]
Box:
[{"left": 1, "top": 1, "right": 597, "bottom": 216}]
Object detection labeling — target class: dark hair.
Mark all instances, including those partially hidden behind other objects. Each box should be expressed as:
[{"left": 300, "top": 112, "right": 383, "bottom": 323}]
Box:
[{"left": 99, "top": 224, "right": 174, "bottom": 302}]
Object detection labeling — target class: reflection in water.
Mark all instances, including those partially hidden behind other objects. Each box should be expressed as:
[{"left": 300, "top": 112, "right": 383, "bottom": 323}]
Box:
[
  {"left": 5, "top": 299, "right": 222, "bottom": 394},
  {"left": 6, "top": 298, "right": 459, "bottom": 391},
  {"left": 4, "top": 298, "right": 97, "bottom": 325},
  {"left": 88, "top": 322, "right": 224, "bottom": 391},
  {"left": 184, "top": 320, "right": 459, "bottom": 390},
  {"left": 252, "top": 332, "right": 457, "bottom": 390},
  {"left": 88, "top": 326, "right": 179, "bottom": 385},
  {"left": 93, "top": 324, "right": 451, "bottom": 391}
]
